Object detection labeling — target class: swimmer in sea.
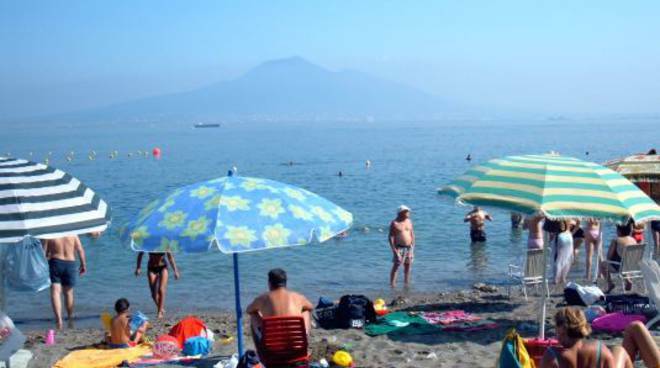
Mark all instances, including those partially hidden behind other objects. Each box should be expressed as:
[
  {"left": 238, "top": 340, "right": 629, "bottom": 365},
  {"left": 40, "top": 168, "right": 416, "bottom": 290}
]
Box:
[{"left": 464, "top": 206, "right": 493, "bottom": 243}]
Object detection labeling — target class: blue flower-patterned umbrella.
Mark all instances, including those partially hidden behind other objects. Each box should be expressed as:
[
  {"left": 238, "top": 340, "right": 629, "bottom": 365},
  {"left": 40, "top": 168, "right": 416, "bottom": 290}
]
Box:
[{"left": 121, "top": 175, "right": 352, "bottom": 354}]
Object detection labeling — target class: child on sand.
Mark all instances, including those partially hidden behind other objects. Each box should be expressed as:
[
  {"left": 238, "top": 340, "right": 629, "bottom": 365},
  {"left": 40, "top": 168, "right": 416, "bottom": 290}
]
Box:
[{"left": 107, "top": 298, "right": 149, "bottom": 349}]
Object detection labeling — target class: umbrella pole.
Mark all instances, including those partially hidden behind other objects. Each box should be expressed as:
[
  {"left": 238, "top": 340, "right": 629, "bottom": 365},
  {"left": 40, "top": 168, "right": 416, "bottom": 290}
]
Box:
[
  {"left": 539, "top": 231, "right": 548, "bottom": 339},
  {"left": 232, "top": 253, "right": 244, "bottom": 357}
]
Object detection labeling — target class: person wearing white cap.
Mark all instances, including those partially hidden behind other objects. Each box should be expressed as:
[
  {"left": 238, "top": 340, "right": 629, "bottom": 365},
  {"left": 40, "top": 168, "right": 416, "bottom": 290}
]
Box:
[{"left": 389, "top": 205, "right": 415, "bottom": 287}]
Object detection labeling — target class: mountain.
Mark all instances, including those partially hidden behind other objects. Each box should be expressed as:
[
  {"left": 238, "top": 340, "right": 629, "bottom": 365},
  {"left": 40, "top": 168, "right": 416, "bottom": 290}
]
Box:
[{"left": 58, "top": 57, "right": 455, "bottom": 121}]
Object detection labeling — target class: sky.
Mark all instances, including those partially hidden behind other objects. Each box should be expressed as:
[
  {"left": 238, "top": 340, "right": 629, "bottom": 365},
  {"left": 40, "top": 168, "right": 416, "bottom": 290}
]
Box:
[{"left": 2, "top": 0, "right": 660, "bottom": 119}]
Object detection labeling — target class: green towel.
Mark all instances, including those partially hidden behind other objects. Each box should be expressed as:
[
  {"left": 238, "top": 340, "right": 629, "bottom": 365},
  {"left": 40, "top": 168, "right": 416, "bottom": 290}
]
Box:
[{"left": 364, "top": 312, "right": 438, "bottom": 336}]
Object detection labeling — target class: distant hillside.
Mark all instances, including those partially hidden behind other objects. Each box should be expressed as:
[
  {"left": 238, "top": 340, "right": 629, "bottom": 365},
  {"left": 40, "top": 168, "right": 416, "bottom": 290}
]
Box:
[{"left": 55, "top": 57, "right": 457, "bottom": 121}]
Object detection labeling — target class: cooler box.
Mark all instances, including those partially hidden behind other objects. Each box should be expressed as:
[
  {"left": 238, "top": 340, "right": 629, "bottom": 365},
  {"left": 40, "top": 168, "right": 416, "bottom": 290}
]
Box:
[{"left": 524, "top": 337, "right": 559, "bottom": 367}]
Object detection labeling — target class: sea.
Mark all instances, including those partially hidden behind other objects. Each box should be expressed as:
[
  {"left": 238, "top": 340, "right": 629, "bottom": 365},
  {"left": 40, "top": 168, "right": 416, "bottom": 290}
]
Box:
[{"left": 2, "top": 118, "right": 658, "bottom": 330}]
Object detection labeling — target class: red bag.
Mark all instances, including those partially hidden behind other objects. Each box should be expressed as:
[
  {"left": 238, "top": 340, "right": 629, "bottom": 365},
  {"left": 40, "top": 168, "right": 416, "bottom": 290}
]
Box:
[{"left": 168, "top": 316, "right": 207, "bottom": 349}]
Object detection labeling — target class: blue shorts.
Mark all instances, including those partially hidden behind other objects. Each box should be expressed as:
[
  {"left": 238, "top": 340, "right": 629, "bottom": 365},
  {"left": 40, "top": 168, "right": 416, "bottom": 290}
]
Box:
[{"left": 48, "top": 259, "right": 77, "bottom": 287}]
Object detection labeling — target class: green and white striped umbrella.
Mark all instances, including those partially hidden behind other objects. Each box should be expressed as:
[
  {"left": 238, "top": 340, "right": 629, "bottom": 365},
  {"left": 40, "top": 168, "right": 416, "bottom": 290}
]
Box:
[{"left": 439, "top": 153, "right": 660, "bottom": 223}]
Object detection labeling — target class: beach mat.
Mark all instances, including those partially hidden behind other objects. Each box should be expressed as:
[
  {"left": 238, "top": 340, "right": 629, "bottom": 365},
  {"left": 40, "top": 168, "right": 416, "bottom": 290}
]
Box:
[
  {"left": 364, "top": 312, "right": 436, "bottom": 336},
  {"left": 52, "top": 344, "right": 151, "bottom": 368}
]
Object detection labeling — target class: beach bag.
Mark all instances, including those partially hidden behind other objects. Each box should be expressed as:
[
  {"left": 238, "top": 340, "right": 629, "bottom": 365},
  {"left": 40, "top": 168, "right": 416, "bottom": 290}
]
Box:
[
  {"left": 497, "top": 329, "right": 534, "bottom": 368},
  {"left": 4, "top": 237, "right": 50, "bottom": 292},
  {"left": 183, "top": 336, "right": 211, "bottom": 356},
  {"left": 336, "top": 295, "right": 376, "bottom": 329},
  {"left": 564, "top": 282, "right": 605, "bottom": 306},
  {"left": 168, "top": 316, "right": 208, "bottom": 349},
  {"left": 314, "top": 297, "right": 338, "bottom": 329},
  {"left": 605, "top": 294, "right": 652, "bottom": 315},
  {"left": 0, "top": 313, "right": 26, "bottom": 362},
  {"left": 237, "top": 350, "right": 262, "bottom": 368}
]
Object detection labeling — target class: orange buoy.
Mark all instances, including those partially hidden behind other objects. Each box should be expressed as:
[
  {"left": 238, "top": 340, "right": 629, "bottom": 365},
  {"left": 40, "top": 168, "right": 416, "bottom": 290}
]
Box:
[{"left": 152, "top": 147, "right": 161, "bottom": 157}]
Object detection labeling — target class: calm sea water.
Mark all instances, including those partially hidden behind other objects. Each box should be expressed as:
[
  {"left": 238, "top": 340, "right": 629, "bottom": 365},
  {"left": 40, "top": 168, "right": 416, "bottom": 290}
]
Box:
[{"left": 2, "top": 118, "right": 658, "bottom": 329}]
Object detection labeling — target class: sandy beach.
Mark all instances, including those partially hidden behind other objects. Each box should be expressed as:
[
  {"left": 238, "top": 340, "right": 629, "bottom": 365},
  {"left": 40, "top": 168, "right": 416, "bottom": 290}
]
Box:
[{"left": 21, "top": 285, "right": 652, "bottom": 368}]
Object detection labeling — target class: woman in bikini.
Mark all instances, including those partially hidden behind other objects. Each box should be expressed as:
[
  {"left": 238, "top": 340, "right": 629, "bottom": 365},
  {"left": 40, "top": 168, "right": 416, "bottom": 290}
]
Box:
[
  {"left": 135, "top": 252, "right": 180, "bottom": 318},
  {"left": 584, "top": 219, "right": 601, "bottom": 281},
  {"left": 541, "top": 307, "right": 659, "bottom": 368}
]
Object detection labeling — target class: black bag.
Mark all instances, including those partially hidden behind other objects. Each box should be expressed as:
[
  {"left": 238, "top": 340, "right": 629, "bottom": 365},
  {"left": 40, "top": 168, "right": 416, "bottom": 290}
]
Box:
[
  {"left": 564, "top": 287, "right": 586, "bottom": 306},
  {"left": 237, "top": 350, "right": 261, "bottom": 368},
  {"left": 605, "top": 294, "right": 652, "bottom": 315},
  {"left": 336, "top": 295, "right": 376, "bottom": 329},
  {"left": 314, "top": 305, "right": 339, "bottom": 329},
  {"left": 543, "top": 219, "right": 562, "bottom": 233}
]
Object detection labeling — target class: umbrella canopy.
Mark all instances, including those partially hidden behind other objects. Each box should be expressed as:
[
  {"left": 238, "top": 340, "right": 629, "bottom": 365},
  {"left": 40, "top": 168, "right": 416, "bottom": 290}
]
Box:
[
  {"left": 0, "top": 157, "right": 111, "bottom": 243},
  {"left": 439, "top": 153, "right": 660, "bottom": 224},
  {"left": 121, "top": 175, "right": 353, "bottom": 355},
  {"left": 604, "top": 153, "right": 660, "bottom": 183},
  {"left": 121, "top": 176, "right": 353, "bottom": 252}
]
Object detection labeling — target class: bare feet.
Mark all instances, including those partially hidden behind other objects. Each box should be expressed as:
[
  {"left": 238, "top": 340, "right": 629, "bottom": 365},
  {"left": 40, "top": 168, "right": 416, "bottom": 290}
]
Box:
[
  {"left": 606, "top": 282, "right": 616, "bottom": 294},
  {"left": 157, "top": 309, "right": 165, "bottom": 319},
  {"left": 56, "top": 320, "right": 63, "bottom": 330}
]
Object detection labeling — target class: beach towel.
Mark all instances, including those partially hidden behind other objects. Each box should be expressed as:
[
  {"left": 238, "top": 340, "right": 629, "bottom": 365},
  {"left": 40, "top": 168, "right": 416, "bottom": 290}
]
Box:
[
  {"left": 364, "top": 312, "right": 435, "bottom": 336},
  {"left": 129, "top": 354, "right": 199, "bottom": 367},
  {"left": 421, "top": 310, "right": 481, "bottom": 325},
  {"left": 442, "top": 319, "right": 498, "bottom": 332},
  {"left": 52, "top": 344, "right": 151, "bottom": 368},
  {"left": 591, "top": 312, "right": 646, "bottom": 333}
]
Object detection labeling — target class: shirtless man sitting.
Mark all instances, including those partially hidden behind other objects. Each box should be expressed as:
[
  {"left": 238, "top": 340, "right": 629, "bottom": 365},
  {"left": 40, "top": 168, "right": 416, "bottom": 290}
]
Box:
[
  {"left": 246, "top": 268, "right": 313, "bottom": 345},
  {"left": 389, "top": 205, "right": 415, "bottom": 288},
  {"left": 41, "top": 234, "right": 95, "bottom": 329},
  {"left": 464, "top": 206, "right": 493, "bottom": 243}
]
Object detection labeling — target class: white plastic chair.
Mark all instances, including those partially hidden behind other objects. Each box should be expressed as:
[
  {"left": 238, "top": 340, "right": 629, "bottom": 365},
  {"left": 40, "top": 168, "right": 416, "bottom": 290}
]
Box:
[
  {"left": 508, "top": 248, "right": 549, "bottom": 301},
  {"left": 640, "top": 259, "right": 660, "bottom": 329},
  {"left": 604, "top": 243, "right": 646, "bottom": 293}
]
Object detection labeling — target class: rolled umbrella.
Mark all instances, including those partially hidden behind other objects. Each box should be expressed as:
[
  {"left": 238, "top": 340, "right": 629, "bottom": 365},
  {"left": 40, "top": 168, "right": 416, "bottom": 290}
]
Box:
[
  {"left": 439, "top": 153, "right": 660, "bottom": 339},
  {"left": 0, "top": 157, "right": 111, "bottom": 243},
  {"left": 121, "top": 174, "right": 353, "bottom": 355}
]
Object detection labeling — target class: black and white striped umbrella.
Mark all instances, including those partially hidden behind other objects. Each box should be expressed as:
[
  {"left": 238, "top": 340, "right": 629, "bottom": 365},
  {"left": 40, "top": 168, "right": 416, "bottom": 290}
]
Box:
[{"left": 0, "top": 157, "right": 111, "bottom": 243}]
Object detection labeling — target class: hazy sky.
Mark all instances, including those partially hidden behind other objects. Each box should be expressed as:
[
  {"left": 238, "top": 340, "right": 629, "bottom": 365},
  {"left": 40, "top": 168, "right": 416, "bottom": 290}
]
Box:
[{"left": 2, "top": 1, "right": 659, "bottom": 119}]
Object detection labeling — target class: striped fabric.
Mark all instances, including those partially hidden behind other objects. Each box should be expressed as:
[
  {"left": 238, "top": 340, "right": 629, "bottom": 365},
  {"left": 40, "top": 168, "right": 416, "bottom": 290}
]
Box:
[
  {"left": 439, "top": 154, "right": 660, "bottom": 223},
  {"left": 0, "top": 157, "right": 111, "bottom": 243}
]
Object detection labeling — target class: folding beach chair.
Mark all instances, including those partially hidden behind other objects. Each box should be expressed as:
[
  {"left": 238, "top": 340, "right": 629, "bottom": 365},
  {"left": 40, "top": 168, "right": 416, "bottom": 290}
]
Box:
[
  {"left": 604, "top": 243, "right": 646, "bottom": 293},
  {"left": 640, "top": 259, "right": 660, "bottom": 329},
  {"left": 257, "top": 316, "right": 310, "bottom": 368},
  {"left": 508, "top": 249, "right": 549, "bottom": 301}
]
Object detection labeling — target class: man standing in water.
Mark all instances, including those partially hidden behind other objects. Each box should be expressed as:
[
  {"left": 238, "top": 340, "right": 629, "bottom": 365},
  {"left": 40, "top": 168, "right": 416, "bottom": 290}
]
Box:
[
  {"left": 464, "top": 206, "right": 493, "bottom": 243},
  {"left": 42, "top": 233, "right": 97, "bottom": 329},
  {"left": 389, "top": 205, "right": 415, "bottom": 287}
]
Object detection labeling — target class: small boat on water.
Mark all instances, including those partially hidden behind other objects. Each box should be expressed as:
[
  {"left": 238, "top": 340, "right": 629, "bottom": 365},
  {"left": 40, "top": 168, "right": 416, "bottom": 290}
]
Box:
[{"left": 194, "top": 122, "right": 221, "bottom": 128}]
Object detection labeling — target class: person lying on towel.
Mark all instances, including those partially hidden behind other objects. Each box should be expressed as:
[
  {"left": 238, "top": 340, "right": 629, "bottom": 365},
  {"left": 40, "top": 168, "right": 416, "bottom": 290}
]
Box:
[{"left": 107, "top": 298, "right": 149, "bottom": 349}]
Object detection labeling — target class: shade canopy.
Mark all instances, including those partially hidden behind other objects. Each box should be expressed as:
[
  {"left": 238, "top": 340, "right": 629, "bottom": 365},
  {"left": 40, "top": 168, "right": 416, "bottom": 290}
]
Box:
[
  {"left": 439, "top": 154, "right": 660, "bottom": 224},
  {"left": 604, "top": 154, "right": 660, "bottom": 183},
  {"left": 0, "top": 157, "right": 110, "bottom": 243}
]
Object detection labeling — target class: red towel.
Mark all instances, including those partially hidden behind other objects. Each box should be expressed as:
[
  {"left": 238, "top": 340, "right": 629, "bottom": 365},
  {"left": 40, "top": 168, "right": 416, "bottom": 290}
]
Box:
[{"left": 168, "top": 316, "right": 207, "bottom": 349}]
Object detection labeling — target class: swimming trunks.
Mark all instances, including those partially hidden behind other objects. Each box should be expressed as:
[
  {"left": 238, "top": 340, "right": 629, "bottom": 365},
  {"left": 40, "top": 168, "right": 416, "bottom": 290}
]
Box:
[
  {"left": 392, "top": 245, "right": 414, "bottom": 265},
  {"left": 610, "top": 248, "right": 622, "bottom": 272},
  {"left": 470, "top": 229, "right": 486, "bottom": 242},
  {"left": 48, "top": 259, "right": 77, "bottom": 287},
  {"left": 572, "top": 227, "right": 585, "bottom": 239},
  {"left": 108, "top": 342, "right": 130, "bottom": 349},
  {"left": 652, "top": 221, "right": 660, "bottom": 232},
  {"left": 527, "top": 235, "right": 544, "bottom": 249},
  {"left": 148, "top": 264, "right": 167, "bottom": 274}
]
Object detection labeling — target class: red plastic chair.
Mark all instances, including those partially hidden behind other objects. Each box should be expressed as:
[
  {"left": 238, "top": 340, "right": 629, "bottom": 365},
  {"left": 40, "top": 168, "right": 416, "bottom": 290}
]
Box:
[{"left": 257, "top": 316, "right": 310, "bottom": 367}]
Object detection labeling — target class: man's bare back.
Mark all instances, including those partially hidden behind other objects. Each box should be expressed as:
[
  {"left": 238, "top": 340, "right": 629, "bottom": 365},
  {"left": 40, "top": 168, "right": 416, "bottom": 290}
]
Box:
[
  {"left": 248, "top": 289, "right": 313, "bottom": 319},
  {"left": 43, "top": 236, "right": 81, "bottom": 261}
]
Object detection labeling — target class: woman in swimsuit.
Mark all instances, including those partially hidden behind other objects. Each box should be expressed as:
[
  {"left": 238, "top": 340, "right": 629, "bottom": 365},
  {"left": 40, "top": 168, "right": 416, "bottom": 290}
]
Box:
[
  {"left": 601, "top": 224, "right": 637, "bottom": 293},
  {"left": 554, "top": 220, "right": 574, "bottom": 286},
  {"left": 584, "top": 219, "right": 601, "bottom": 281},
  {"left": 541, "top": 307, "right": 660, "bottom": 368},
  {"left": 135, "top": 252, "right": 180, "bottom": 318}
]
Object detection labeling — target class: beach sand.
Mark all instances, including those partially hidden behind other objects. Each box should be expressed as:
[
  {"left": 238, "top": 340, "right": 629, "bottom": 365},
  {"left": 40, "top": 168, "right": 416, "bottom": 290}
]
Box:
[{"left": 22, "top": 286, "right": 647, "bottom": 368}]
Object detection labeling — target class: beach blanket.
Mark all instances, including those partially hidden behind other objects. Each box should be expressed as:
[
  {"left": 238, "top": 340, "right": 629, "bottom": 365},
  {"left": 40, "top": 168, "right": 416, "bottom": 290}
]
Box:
[
  {"left": 421, "top": 310, "right": 481, "bottom": 325},
  {"left": 364, "top": 312, "right": 435, "bottom": 336},
  {"left": 52, "top": 344, "right": 151, "bottom": 368}
]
